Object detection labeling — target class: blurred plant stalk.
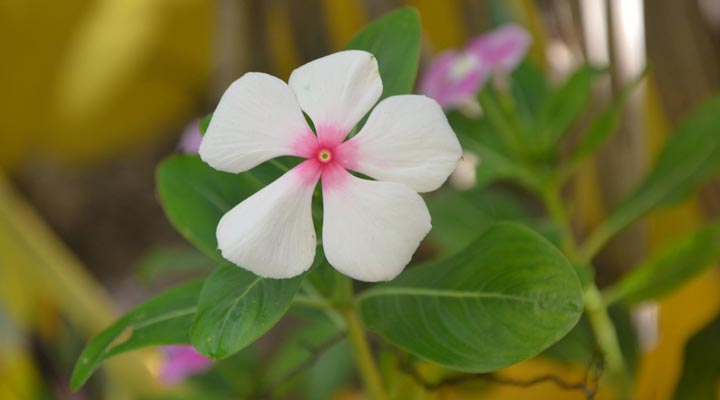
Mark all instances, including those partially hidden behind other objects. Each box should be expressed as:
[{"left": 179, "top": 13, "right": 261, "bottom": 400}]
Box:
[{"left": 0, "top": 172, "right": 167, "bottom": 398}]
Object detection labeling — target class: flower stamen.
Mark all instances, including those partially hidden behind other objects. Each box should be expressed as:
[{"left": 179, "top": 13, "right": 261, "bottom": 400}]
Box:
[{"left": 317, "top": 148, "right": 333, "bottom": 163}]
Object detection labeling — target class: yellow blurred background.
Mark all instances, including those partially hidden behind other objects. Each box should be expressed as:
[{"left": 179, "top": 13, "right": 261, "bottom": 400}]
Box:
[{"left": 1, "top": 0, "right": 719, "bottom": 399}]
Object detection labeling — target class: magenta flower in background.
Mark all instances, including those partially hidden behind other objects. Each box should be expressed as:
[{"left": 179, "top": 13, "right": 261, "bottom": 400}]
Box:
[
  {"left": 419, "top": 24, "right": 531, "bottom": 109},
  {"left": 178, "top": 119, "right": 203, "bottom": 154},
  {"left": 159, "top": 345, "right": 213, "bottom": 385}
]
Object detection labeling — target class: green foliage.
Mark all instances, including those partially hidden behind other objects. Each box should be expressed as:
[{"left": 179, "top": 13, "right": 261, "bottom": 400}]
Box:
[
  {"left": 509, "top": 62, "right": 549, "bottom": 125},
  {"left": 156, "top": 155, "right": 264, "bottom": 260},
  {"left": 538, "top": 65, "right": 604, "bottom": 148},
  {"left": 583, "top": 97, "right": 720, "bottom": 258},
  {"left": 673, "top": 315, "right": 720, "bottom": 400},
  {"left": 359, "top": 223, "right": 583, "bottom": 372},
  {"left": 344, "top": 7, "right": 420, "bottom": 101},
  {"left": 191, "top": 264, "right": 303, "bottom": 359},
  {"left": 264, "top": 320, "right": 352, "bottom": 399},
  {"left": 604, "top": 224, "right": 720, "bottom": 305},
  {"left": 71, "top": 281, "right": 203, "bottom": 390},
  {"left": 448, "top": 109, "right": 541, "bottom": 190},
  {"left": 425, "top": 186, "right": 533, "bottom": 257},
  {"left": 570, "top": 70, "right": 646, "bottom": 164}
]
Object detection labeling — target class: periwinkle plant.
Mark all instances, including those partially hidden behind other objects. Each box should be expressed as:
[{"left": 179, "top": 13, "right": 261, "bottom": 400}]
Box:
[{"left": 72, "top": 8, "right": 720, "bottom": 399}]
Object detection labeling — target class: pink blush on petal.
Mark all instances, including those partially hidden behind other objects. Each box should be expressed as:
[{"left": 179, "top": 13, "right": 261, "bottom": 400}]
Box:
[
  {"left": 333, "top": 140, "right": 359, "bottom": 170},
  {"left": 291, "top": 129, "right": 321, "bottom": 158},
  {"left": 316, "top": 125, "right": 349, "bottom": 148},
  {"left": 321, "top": 162, "right": 350, "bottom": 192},
  {"left": 292, "top": 159, "right": 323, "bottom": 186}
]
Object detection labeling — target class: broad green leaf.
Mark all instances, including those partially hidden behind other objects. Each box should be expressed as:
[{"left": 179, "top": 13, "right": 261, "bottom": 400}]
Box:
[
  {"left": 191, "top": 264, "right": 303, "bottom": 359},
  {"left": 539, "top": 65, "right": 604, "bottom": 147},
  {"left": 156, "top": 155, "right": 263, "bottom": 260},
  {"left": 359, "top": 222, "right": 583, "bottom": 372},
  {"left": 71, "top": 281, "right": 203, "bottom": 390},
  {"left": 137, "top": 245, "right": 213, "bottom": 283},
  {"left": 571, "top": 70, "right": 646, "bottom": 163},
  {"left": 582, "top": 97, "right": 720, "bottom": 258},
  {"left": 344, "top": 7, "right": 420, "bottom": 100},
  {"left": 673, "top": 315, "right": 720, "bottom": 400},
  {"left": 604, "top": 224, "right": 720, "bottom": 305}
]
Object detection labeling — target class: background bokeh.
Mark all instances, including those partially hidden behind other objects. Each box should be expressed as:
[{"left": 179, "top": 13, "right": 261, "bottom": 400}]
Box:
[{"left": 1, "top": 0, "right": 719, "bottom": 399}]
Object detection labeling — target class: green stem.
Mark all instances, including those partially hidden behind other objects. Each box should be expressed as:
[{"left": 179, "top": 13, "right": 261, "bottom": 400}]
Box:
[
  {"left": 578, "top": 223, "right": 615, "bottom": 263},
  {"left": 331, "top": 275, "right": 387, "bottom": 400},
  {"left": 584, "top": 286, "right": 630, "bottom": 393},
  {"left": 540, "top": 183, "right": 630, "bottom": 396},
  {"left": 541, "top": 187, "right": 577, "bottom": 258},
  {"left": 342, "top": 307, "right": 387, "bottom": 400}
]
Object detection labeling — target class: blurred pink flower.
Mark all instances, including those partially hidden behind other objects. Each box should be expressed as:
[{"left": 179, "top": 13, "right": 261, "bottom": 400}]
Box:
[
  {"left": 178, "top": 119, "right": 203, "bottom": 154},
  {"left": 159, "top": 345, "right": 212, "bottom": 385},
  {"left": 419, "top": 24, "right": 531, "bottom": 109}
]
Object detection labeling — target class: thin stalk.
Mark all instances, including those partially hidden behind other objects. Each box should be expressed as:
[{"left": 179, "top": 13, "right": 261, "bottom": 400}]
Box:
[
  {"left": 583, "top": 286, "right": 630, "bottom": 393},
  {"left": 341, "top": 307, "right": 387, "bottom": 400},
  {"left": 540, "top": 183, "right": 630, "bottom": 396}
]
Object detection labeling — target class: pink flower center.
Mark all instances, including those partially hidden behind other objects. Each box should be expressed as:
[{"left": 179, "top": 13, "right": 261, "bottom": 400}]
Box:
[{"left": 291, "top": 126, "right": 359, "bottom": 190}]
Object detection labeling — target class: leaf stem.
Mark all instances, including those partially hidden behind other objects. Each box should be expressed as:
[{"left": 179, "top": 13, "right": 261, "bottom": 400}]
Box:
[
  {"left": 341, "top": 307, "right": 388, "bottom": 400},
  {"left": 583, "top": 286, "right": 630, "bottom": 393},
  {"left": 540, "top": 181, "right": 630, "bottom": 396}
]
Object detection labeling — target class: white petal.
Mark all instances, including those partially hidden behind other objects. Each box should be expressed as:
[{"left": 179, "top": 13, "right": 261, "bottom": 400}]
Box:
[
  {"left": 200, "top": 72, "right": 314, "bottom": 174},
  {"left": 216, "top": 162, "right": 321, "bottom": 279},
  {"left": 321, "top": 167, "right": 431, "bottom": 282},
  {"left": 289, "top": 50, "right": 382, "bottom": 145},
  {"left": 340, "top": 95, "right": 462, "bottom": 193}
]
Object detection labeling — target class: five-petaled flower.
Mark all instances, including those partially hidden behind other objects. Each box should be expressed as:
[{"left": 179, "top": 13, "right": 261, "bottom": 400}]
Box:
[
  {"left": 200, "top": 50, "right": 462, "bottom": 282},
  {"left": 419, "top": 24, "right": 531, "bottom": 109}
]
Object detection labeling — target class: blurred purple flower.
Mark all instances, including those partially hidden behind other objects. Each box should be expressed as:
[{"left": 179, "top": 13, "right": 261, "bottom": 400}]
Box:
[
  {"left": 159, "top": 345, "right": 212, "bottom": 385},
  {"left": 178, "top": 119, "right": 203, "bottom": 154},
  {"left": 419, "top": 24, "right": 531, "bottom": 109}
]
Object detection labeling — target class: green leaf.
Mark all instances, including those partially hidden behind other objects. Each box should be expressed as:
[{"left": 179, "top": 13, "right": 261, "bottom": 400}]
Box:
[
  {"left": 358, "top": 222, "right": 583, "bottom": 372},
  {"left": 509, "top": 61, "right": 550, "bottom": 125},
  {"left": 447, "top": 110, "right": 541, "bottom": 190},
  {"left": 571, "top": 69, "right": 646, "bottom": 163},
  {"left": 71, "top": 281, "right": 203, "bottom": 390},
  {"left": 673, "top": 315, "right": 720, "bottom": 400},
  {"left": 539, "top": 65, "right": 604, "bottom": 147},
  {"left": 191, "top": 264, "right": 303, "bottom": 359},
  {"left": 156, "top": 155, "right": 264, "bottom": 260},
  {"left": 604, "top": 224, "right": 720, "bottom": 305},
  {"left": 344, "top": 7, "right": 420, "bottom": 100},
  {"left": 264, "top": 320, "right": 351, "bottom": 399},
  {"left": 582, "top": 97, "right": 720, "bottom": 259}
]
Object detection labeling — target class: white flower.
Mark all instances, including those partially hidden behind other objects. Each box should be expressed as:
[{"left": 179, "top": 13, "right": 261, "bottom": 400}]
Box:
[{"left": 199, "top": 50, "right": 462, "bottom": 282}]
